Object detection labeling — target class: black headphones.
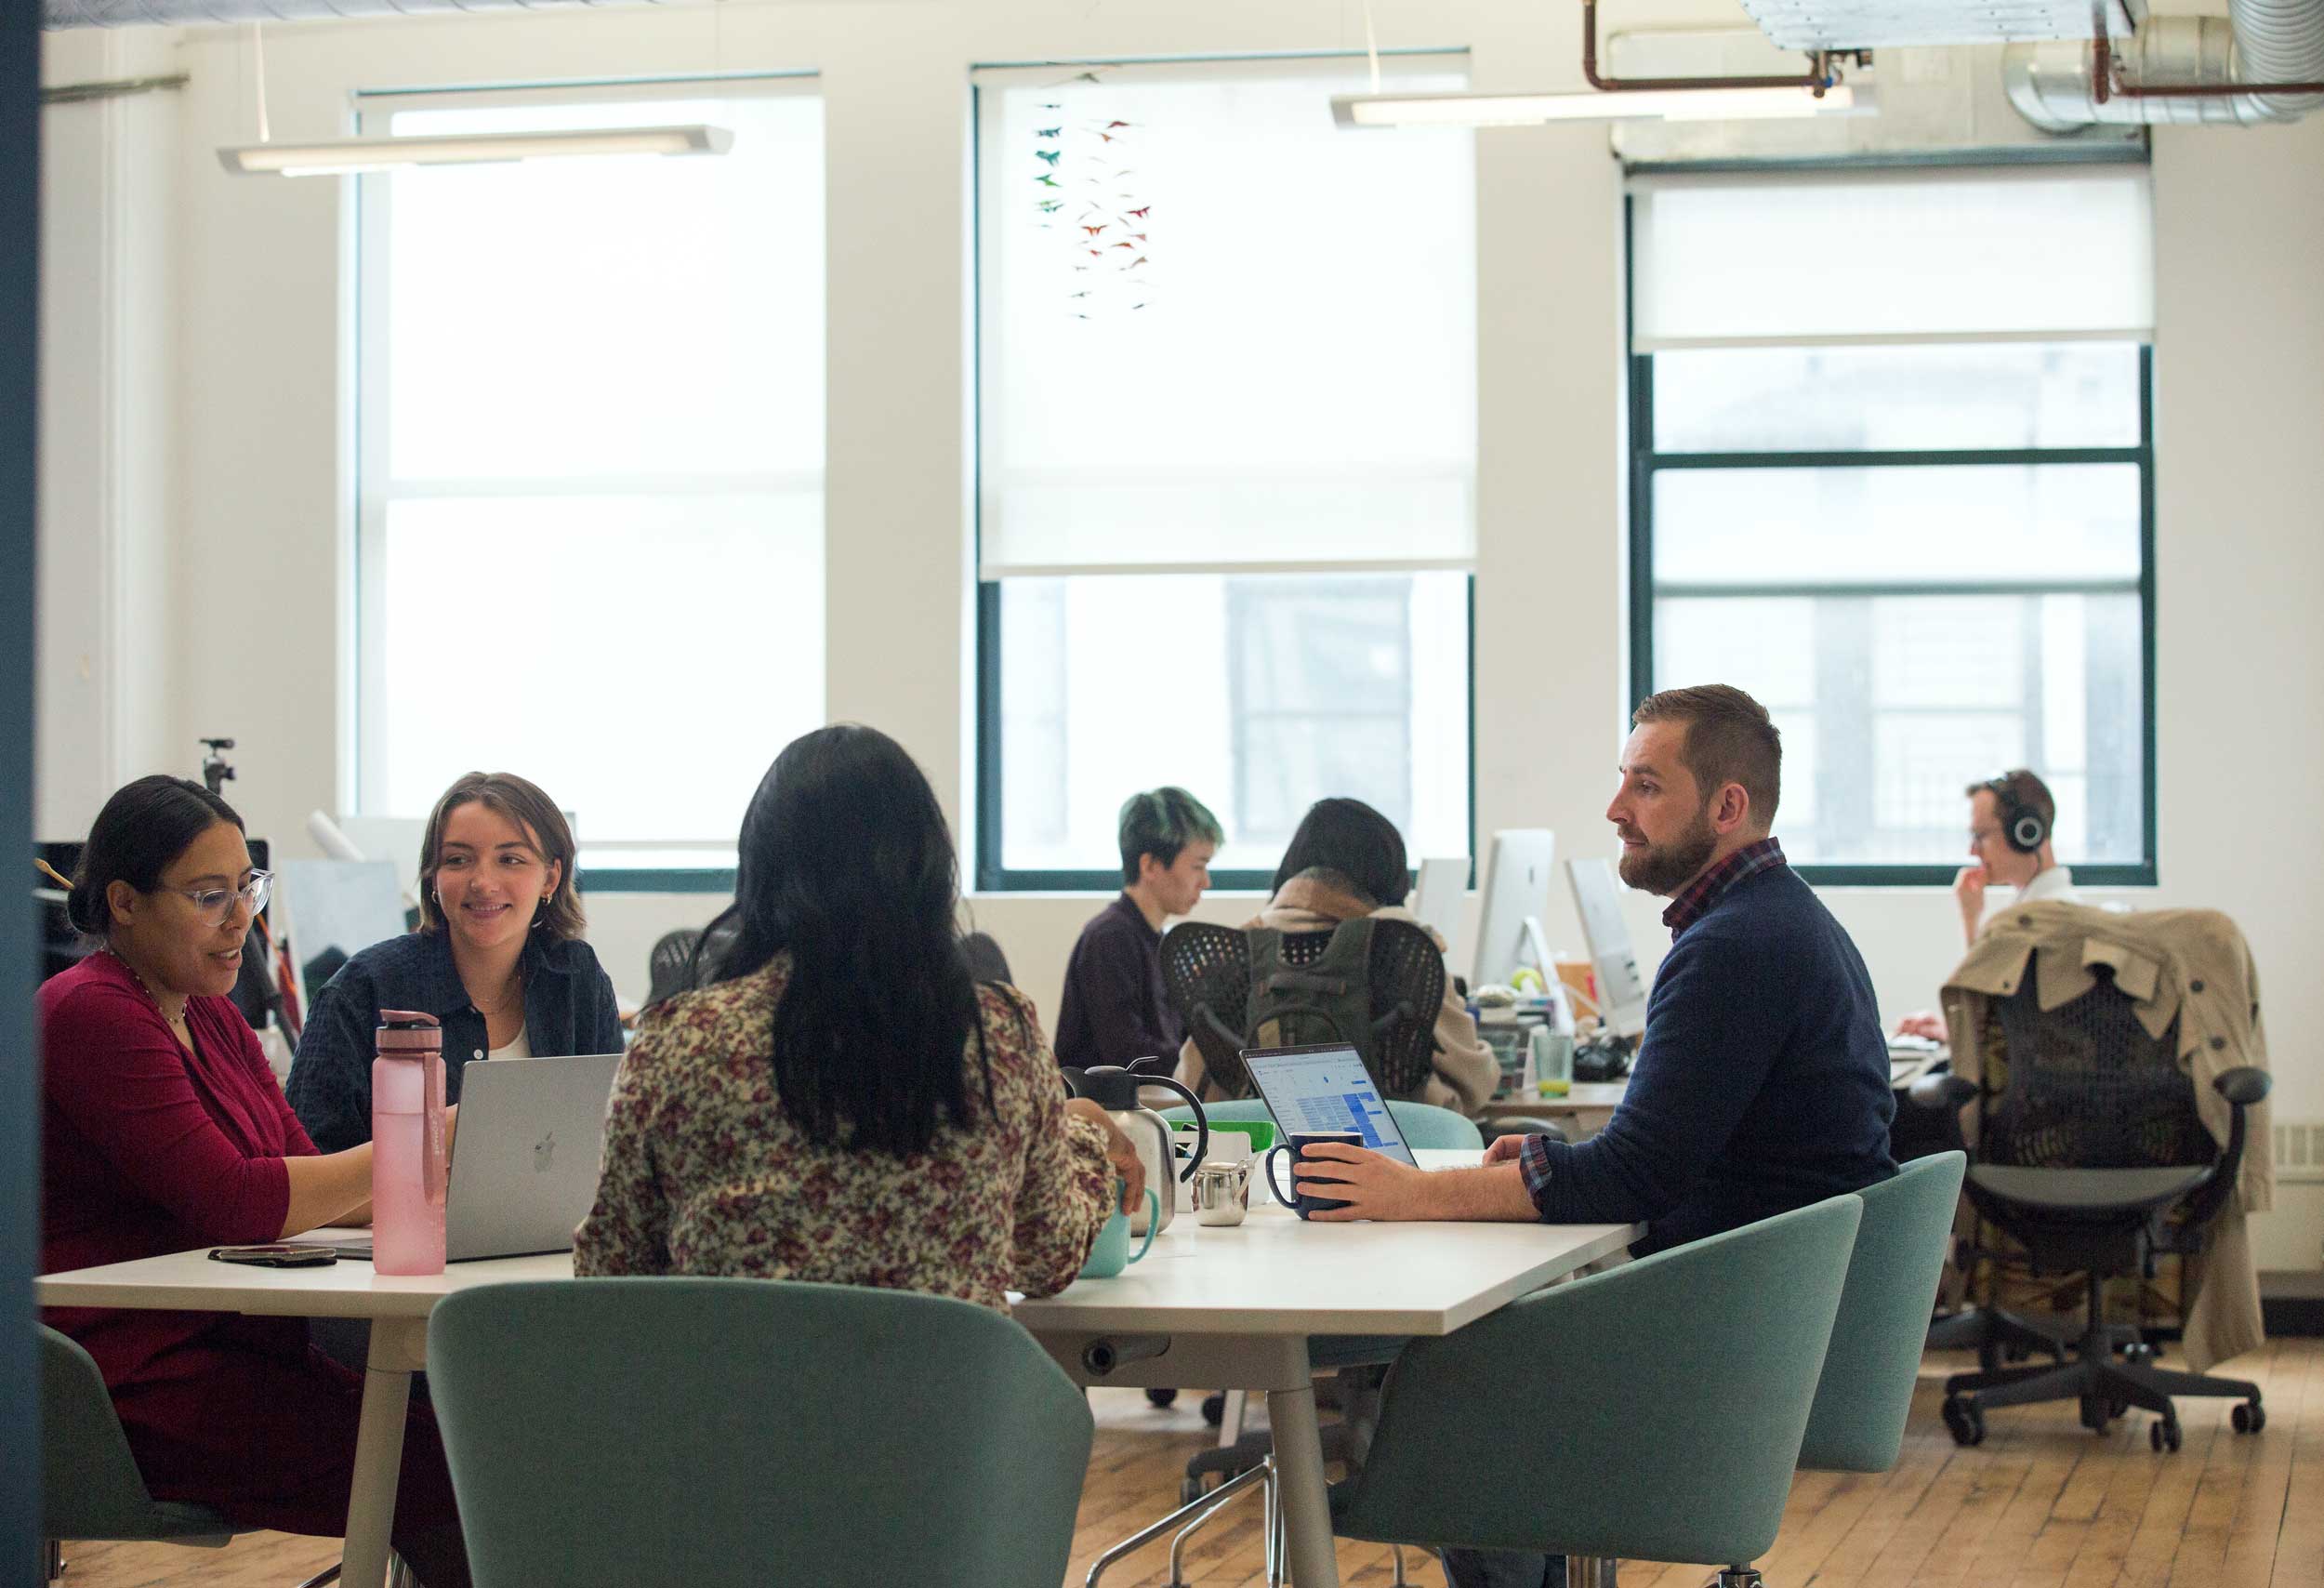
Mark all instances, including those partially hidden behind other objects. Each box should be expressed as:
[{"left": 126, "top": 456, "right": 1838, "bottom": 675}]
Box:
[{"left": 1979, "top": 774, "right": 2049, "bottom": 855}]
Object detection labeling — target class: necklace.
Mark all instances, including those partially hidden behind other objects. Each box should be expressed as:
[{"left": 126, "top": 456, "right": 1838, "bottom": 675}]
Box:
[
  {"left": 467, "top": 969, "right": 524, "bottom": 1019},
  {"left": 101, "top": 946, "right": 189, "bottom": 1026}
]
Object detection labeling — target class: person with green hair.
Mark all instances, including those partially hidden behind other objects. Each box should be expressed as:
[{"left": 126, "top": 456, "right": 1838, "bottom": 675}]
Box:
[{"left": 1053, "top": 787, "right": 1222, "bottom": 1069}]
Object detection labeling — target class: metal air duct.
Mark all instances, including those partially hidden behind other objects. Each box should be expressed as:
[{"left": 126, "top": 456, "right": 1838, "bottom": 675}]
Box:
[{"left": 2005, "top": 0, "right": 2324, "bottom": 126}]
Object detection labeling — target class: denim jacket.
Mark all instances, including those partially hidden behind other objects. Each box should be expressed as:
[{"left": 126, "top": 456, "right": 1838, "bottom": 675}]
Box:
[{"left": 286, "top": 927, "right": 624, "bottom": 1155}]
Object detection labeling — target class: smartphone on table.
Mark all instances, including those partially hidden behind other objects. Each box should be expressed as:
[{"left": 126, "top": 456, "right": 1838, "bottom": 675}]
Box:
[{"left": 207, "top": 1243, "right": 338, "bottom": 1268}]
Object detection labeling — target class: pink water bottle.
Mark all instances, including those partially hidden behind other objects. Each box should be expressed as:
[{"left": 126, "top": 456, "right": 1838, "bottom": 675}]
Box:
[{"left": 373, "top": 1010, "right": 448, "bottom": 1276}]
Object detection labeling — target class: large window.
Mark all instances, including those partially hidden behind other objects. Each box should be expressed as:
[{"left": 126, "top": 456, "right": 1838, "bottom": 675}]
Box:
[
  {"left": 1629, "top": 168, "right": 2156, "bottom": 882},
  {"left": 354, "top": 82, "right": 825, "bottom": 861},
  {"left": 974, "top": 57, "right": 1477, "bottom": 888}
]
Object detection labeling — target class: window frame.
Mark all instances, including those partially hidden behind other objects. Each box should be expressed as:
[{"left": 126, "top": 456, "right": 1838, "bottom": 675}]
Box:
[
  {"left": 349, "top": 73, "right": 819, "bottom": 894},
  {"left": 1624, "top": 194, "right": 2158, "bottom": 887},
  {"left": 969, "top": 56, "right": 1481, "bottom": 895}
]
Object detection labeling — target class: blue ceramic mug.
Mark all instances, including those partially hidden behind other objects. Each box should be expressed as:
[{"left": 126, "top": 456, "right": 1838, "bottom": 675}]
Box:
[
  {"left": 1079, "top": 1184, "right": 1162, "bottom": 1278},
  {"left": 1263, "top": 1130, "right": 1366, "bottom": 1220}
]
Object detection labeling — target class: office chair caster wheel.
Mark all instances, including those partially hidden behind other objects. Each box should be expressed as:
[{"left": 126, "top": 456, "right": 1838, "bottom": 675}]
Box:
[
  {"left": 2232, "top": 1400, "right": 2265, "bottom": 1434},
  {"left": 2108, "top": 1396, "right": 2131, "bottom": 1422},
  {"left": 1182, "top": 1475, "right": 1208, "bottom": 1506},
  {"left": 2080, "top": 1395, "right": 2108, "bottom": 1432},
  {"left": 2150, "top": 1415, "right": 2182, "bottom": 1452},
  {"left": 1943, "top": 1395, "right": 1986, "bottom": 1447},
  {"left": 1202, "top": 1392, "right": 1227, "bottom": 1427},
  {"left": 1147, "top": 1387, "right": 1180, "bottom": 1409}
]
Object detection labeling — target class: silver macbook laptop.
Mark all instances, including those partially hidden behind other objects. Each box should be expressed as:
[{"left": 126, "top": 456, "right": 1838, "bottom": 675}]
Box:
[
  {"left": 334, "top": 1052, "right": 622, "bottom": 1264},
  {"left": 1241, "top": 1042, "right": 1420, "bottom": 1168}
]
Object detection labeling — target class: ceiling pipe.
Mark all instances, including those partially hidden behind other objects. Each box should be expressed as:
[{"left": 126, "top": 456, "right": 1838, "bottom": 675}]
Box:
[
  {"left": 1580, "top": 0, "right": 1842, "bottom": 97},
  {"left": 2007, "top": 0, "right": 2322, "bottom": 126}
]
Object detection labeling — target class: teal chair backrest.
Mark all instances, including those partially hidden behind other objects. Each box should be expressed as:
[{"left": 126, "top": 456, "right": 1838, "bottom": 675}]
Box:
[
  {"left": 1800, "top": 1152, "right": 1967, "bottom": 1472},
  {"left": 1335, "top": 1194, "right": 1863, "bottom": 1567},
  {"left": 427, "top": 1277, "right": 1094, "bottom": 1588},
  {"left": 39, "top": 1325, "right": 231, "bottom": 1542},
  {"left": 1161, "top": 1099, "right": 1483, "bottom": 1151}
]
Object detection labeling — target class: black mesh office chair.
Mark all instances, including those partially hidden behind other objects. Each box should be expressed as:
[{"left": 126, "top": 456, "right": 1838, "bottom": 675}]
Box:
[
  {"left": 1914, "top": 960, "right": 2270, "bottom": 1451},
  {"left": 960, "top": 930, "right": 1014, "bottom": 987},
  {"left": 643, "top": 929, "right": 706, "bottom": 1012},
  {"left": 1163, "top": 918, "right": 1445, "bottom": 1100}
]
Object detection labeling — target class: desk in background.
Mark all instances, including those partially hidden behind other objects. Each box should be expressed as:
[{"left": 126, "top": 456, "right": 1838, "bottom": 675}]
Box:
[{"left": 1477, "top": 1080, "right": 1630, "bottom": 1141}]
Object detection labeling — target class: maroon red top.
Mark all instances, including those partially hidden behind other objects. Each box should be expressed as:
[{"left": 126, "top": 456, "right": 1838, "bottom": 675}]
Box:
[{"left": 40, "top": 950, "right": 317, "bottom": 1387}]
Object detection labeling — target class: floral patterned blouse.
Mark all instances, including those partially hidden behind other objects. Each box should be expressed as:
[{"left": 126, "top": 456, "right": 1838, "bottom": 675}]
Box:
[{"left": 574, "top": 956, "right": 1115, "bottom": 1311}]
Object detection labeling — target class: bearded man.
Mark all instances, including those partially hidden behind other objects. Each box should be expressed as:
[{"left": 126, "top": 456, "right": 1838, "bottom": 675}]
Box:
[{"left": 1293, "top": 682, "right": 1896, "bottom": 1251}]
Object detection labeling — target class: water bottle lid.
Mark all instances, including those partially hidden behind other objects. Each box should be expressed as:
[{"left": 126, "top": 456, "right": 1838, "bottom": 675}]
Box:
[{"left": 377, "top": 1009, "right": 442, "bottom": 1051}]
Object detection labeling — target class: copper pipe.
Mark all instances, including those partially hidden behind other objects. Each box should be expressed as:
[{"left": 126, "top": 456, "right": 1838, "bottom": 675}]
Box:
[
  {"left": 2110, "top": 77, "right": 2324, "bottom": 95},
  {"left": 1580, "top": 0, "right": 1834, "bottom": 96},
  {"left": 2092, "top": 0, "right": 2320, "bottom": 102}
]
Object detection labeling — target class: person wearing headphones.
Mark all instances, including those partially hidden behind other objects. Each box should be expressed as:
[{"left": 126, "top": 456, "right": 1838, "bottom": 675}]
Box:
[
  {"left": 1894, "top": 769, "right": 2080, "bottom": 1041},
  {"left": 1952, "top": 768, "right": 2079, "bottom": 946}
]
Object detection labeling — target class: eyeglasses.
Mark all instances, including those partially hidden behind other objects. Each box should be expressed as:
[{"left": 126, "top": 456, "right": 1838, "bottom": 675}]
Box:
[{"left": 161, "top": 870, "right": 273, "bottom": 924}]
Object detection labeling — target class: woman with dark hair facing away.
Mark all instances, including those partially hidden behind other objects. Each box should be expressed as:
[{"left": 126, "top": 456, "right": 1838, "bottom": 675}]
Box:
[
  {"left": 40, "top": 776, "right": 470, "bottom": 1585},
  {"left": 574, "top": 724, "right": 1144, "bottom": 1307},
  {"left": 1174, "top": 796, "right": 1499, "bottom": 1115},
  {"left": 288, "top": 771, "right": 622, "bottom": 1154}
]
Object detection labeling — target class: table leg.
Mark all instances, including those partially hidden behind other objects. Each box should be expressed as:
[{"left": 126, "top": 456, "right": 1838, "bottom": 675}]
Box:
[
  {"left": 341, "top": 1317, "right": 424, "bottom": 1588},
  {"left": 1267, "top": 1368, "right": 1338, "bottom": 1588}
]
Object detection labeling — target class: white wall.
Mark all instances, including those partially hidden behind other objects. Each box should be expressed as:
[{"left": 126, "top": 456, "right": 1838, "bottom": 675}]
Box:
[
  {"left": 36, "top": 29, "right": 179, "bottom": 838},
  {"left": 36, "top": 0, "right": 2324, "bottom": 1264}
]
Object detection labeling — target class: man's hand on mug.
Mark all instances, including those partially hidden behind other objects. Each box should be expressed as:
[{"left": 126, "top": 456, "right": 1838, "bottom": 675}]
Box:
[{"left": 1065, "top": 1097, "right": 1147, "bottom": 1214}]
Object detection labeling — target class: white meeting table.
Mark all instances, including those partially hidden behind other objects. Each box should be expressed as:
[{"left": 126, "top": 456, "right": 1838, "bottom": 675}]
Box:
[{"left": 40, "top": 1195, "right": 1637, "bottom": 1588}]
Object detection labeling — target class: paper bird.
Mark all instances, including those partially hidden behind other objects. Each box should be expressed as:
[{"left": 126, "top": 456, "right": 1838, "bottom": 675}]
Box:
[
  {"left": 1037, "top": 126, "right": 1062, "bottom": 138},
  {"left": 1128, "top": 206, "right": 1151, "bottom": 218},
  {"left": 1035, "top": 175, "right": 1060, "bottom": 188},
  {"left": 1102, "top": 120, "right": 1132, "bottom": 129},
  {"left": 1126, "top": 256, "right": 1149, "bottom": 268},
  {"left": 1081, "top": 224, "right": 1107, "bottom": 237},
  {"left": 1036, "top": 150, "right": 1061, "bottom": 166}
]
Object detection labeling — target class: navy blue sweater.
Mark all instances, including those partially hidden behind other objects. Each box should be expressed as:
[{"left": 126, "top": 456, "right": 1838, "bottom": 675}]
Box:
[
  {"left": 1524, "top": 863, "right": 1895, "bottom": 1256},
  {"left": 286, "top": 929, "right": 624, "bottom": 1155}
]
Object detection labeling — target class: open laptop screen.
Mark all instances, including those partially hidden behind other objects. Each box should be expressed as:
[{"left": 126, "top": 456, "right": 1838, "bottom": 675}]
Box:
[{"left": 1242, "top": 1043, "right": 1419, "bottom": 1168}]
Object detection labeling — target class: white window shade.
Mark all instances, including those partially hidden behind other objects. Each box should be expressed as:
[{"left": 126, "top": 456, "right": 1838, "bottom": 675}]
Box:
[
  {"left": 1631, "top": 167, "right": 2155, "bottom": 350},
  {"left": 976, "top": 58, "right": 1477, "bottom": 578}
]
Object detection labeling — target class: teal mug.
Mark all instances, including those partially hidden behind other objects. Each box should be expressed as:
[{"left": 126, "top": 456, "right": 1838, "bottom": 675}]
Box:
[{"left": 1079, "top": 1184, "right": 1162, "bottom": 1278}]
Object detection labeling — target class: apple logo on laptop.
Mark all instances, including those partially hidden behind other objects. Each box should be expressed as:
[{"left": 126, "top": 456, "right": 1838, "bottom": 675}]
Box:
[{"left": 534, "top": 1130, "right": 556, "bottom": 1173}]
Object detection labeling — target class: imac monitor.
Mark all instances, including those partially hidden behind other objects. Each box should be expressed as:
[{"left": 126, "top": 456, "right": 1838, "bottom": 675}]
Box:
[
  {"left": 1566, "top": 857, "right": 1649, "bottom": 1038},
  {"left": 1407, "top": 856, "right": 1468, "bottom": 954},
  {"left": 1471, "top": 828, "right": 1556, "bottom": 990}
]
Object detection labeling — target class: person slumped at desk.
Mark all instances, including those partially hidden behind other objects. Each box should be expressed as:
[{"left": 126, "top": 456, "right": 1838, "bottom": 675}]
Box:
[
  {"left": 1285, "top": 688, "right": 1897, "bottom": 1588},
  {"left": 39, "top": 776, "right": 470, "bottom": 1587},
  {"left": 574, "top": 723, "right": 1146, "bottom": 1310},
  {"left": 287, "top": 770, "right": 622, "bottom": 1154}
]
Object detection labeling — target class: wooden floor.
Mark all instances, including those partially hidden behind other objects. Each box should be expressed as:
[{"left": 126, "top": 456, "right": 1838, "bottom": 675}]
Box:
[{"left": 52, "top": 1342, "right": 2324, "bottom": 1588}]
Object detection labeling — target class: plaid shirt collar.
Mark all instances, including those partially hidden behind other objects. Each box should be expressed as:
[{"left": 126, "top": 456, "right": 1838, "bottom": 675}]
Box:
[{"left": 1659, "top": 837, "right": 1788, "bottom": 939}]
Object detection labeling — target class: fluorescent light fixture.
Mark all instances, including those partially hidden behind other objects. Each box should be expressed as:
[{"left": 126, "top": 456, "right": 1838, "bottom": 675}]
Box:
[
  {"left": 1332, "top": 83, "right": 1869, "bottom": 127},
  {"left": 218, "top": 124, "right": 734, "bottom": 178}
]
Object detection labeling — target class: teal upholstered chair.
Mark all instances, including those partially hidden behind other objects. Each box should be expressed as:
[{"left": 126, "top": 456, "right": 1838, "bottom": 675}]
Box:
[
  {"left": 39, "top": 1324, "right": 236, "bottom": 1581},
  {"left": 1800, "top": 1152, "right": 1967, "bottom": 1473},
  {"left": 1160, "top": 1097, "right": 1486, "bottom": 1151},
  {"left": 1332, "top": 1194, "right": 1864, "bottom": 1588},
  {"left": 427, "top": 1278, "right": 1093, "bottom": 1588}
]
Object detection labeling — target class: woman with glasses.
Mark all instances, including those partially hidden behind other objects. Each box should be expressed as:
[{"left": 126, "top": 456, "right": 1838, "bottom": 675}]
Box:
[
  {"left": 39, "top": 774, "right": 469, "bottom": 1584},
  {"left": 288, "top": 771, "right": 621, "bottom": 1154}
]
